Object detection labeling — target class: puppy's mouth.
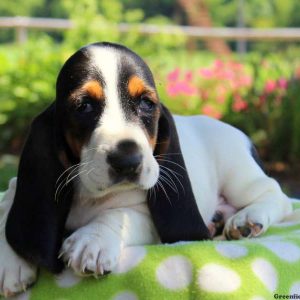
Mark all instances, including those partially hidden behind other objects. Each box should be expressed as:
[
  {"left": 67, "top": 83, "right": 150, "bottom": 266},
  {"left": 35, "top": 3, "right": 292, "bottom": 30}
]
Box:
[
  {"left": 97, "top": 180, "right": 140, "bottom": 193},
  {"left": 79, "top": 140, "right": 159, "bottom": 198}
]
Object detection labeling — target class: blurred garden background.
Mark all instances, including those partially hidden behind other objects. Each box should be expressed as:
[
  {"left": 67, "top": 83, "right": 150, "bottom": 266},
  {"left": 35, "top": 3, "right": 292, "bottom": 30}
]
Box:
[{"left": 0, "top": 0, "right": 300, "bottom": 196}]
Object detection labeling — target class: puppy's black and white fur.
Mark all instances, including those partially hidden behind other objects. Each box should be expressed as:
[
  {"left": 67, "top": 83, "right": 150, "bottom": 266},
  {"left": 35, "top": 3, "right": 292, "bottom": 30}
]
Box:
[{"left": 0, "top": 42, "right": 292, "bottom": 297}]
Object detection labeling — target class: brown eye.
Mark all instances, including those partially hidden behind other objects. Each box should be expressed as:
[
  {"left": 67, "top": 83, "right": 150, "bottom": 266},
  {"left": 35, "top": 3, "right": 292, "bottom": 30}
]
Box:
[
  {"left": 76, "top": 97, "right": 94, "bottom": 113},
  {"left": 77, "top": 103, "right": 93, "bottom": 113},
  {"left": 139, "top": 95, "right": 155, "bottom": 113}
]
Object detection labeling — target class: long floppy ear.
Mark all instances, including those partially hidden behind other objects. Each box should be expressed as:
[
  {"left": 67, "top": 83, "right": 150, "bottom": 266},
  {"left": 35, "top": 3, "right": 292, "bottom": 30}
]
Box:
[
  {"left": 148, "top": 104, "right": 211, "bottom": 242},
  {"left": 5, "top": 104, "right": 74, "bottom": 273}
]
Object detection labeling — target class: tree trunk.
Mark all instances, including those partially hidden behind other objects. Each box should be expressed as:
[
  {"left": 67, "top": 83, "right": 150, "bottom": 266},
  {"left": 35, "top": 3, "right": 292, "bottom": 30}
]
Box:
[{"left": 178, "top": 0, "right": 231, "bottom": 56}]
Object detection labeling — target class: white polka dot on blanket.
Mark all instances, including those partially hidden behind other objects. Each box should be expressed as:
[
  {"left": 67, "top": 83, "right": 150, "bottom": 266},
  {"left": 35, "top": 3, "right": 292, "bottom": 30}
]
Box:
[
  {"left": 215, "top": 243, "right": 248, "bottom": 258},
  {"left": 114, "top": 246, "right": 146, "bottom": 274},
  {"left": 197, "top": 263, "right": 241, "bottom": 292},
  {"left": 290, "top": 281, "right": 300, "bottom": 294},
  {"left": 252, "top": 258, "right": 278, "bottom": 292},
  {"left": 156, "top": 255, "right": 193, "bottom": 290},
  {"left": 259, "top": 241, "right": 300, "bottom": 262},
  {"left": 113, "top": 291, "right": 139, "bottom": 300},
  {"left": 55, "top": 268, "right": 82, "bottom": 287}
]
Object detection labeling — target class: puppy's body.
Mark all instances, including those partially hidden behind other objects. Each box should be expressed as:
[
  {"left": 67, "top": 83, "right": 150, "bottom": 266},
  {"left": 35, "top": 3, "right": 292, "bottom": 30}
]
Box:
[
  {"left": 0, "top": 42, "right": 294, "bottom": 296},
  {"left": 0, "top": 114, "right": 293, "bottom": 295},
  {"left": 61, "top": 115, "right": 292, "bottom": 274},
  {"left": 175, "top": 115, "right": 292, "bottom": 233}
]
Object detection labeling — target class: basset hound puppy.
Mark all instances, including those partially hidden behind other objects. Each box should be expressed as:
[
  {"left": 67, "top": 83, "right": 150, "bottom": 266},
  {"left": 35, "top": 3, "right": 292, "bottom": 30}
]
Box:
[{"left": 0, "top": 42, "right": 292, "bottom": 297}]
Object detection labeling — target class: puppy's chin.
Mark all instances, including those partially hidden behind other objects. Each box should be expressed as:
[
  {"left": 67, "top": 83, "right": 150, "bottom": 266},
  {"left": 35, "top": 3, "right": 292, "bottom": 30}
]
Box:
[{"left": 78, "top": 180, "right": 145, "bottom": 201}]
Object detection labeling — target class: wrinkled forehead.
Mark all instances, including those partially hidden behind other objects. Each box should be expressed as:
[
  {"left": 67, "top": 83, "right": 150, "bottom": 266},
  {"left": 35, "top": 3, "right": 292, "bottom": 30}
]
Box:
[{"left": 56, "top": 43, "right": 156, "bottom": 99}]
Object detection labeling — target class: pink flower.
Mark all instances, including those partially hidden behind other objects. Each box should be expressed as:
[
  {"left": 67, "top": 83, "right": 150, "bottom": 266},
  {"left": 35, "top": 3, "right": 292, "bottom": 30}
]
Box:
[
  {"left": 216, "top": 85, "right": 227, "bottom": 103},
  {"left": 216, "top": 94, "right": 226, "bottom": 104},
  {"left": 199, "top": 68, "right": 213, "bottom": 78},
  {"left": 220, "top": 69, "right": 234, "bottom": 80},
  {"left": 167, "top": 68, "right": 180, "bottom": 82},
  {"left": 166, "top": 82, "right": 180, "bottom": 97},
  {"left": 214, "top": 59, "right": 224, "bottom": 69},
  {"left": 277, "top": 78, "right": 288, "bottom": 90},
  {"left": 264, "top": 80, "right": 277, "bottom": 94},
  {"left": 232, "top": 95, "right": 248, "bottom": 112},
  {"left": 166, "top": 81, "right": 197, "bottom": 97},
  {"left": 177, "top": 81, "right": 197, "bottom": 96},
  {"left": 239, "top": 76, "right": 252, "bottom": 87},
  {"left": 185, "top": 71, "right": 193, "bottom": 81},
  {"left": 202, "top": 104, "right": 222, "bottom": 119}
]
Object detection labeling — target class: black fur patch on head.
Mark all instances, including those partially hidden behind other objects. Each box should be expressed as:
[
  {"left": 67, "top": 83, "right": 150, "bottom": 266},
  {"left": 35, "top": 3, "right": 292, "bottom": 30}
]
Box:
[
  {"left": 115, "top": 44, "right": 159, "bottom": 142},
  {"left": 55, "top": 47, "right": 106, "bottom": 159}
]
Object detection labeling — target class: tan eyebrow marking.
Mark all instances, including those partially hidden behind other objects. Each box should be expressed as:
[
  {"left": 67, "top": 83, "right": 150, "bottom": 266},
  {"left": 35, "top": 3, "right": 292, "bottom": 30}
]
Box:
[
  {"left": 127, "top": 76, "right": 158, "bottom": 103},
  {"left": 128, "top": 76, "right": 146, "bottom": 97},
  {"left": 81, "top": 80, "right": 103, "bottom": 99}
]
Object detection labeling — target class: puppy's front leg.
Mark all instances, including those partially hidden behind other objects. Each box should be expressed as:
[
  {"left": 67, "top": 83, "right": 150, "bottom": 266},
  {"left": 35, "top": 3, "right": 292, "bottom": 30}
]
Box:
[
  {"left": 61, "top": 205, "right": 158, "bottom": 276},
  {"left": 0, "top": 178, "right": 37, "bottom": 297},
  {"left": 222, "top": 148, "right": 292, "bottom": 240}
]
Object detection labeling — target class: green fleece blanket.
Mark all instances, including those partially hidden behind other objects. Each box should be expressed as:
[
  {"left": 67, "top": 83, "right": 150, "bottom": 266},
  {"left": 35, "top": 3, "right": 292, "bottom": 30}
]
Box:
[{"left": 1, "top": 193, "right": 300, "bottom": 300}]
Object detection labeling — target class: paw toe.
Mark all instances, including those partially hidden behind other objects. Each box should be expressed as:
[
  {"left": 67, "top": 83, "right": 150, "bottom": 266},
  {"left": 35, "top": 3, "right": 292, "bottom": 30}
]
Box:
[{"left": 225, "top": 221, "right": 264, "bottom": 240}]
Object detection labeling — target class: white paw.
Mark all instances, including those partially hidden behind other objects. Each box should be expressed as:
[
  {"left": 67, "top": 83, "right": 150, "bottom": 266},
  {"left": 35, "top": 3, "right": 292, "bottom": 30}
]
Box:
[
  {"left": 224, "top": 205, "right": 267, "bottom": 240},
  {"left": 0, "top": 240, "right": 37, "bottom": 297},
  {"left": 60, "top": 227, "right": 121, "bottom": 276}
]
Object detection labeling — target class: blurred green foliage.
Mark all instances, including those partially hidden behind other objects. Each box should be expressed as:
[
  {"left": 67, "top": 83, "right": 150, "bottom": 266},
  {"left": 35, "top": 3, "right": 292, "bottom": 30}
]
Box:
[
  {"left": 1, "top": 0, "right": 300, "bottom": 190},
  {"left": 1, "top": 34, "right": 300, "bottom": 164},
  {"left": 2, "top": 0, "right": 300, "bottom": 28},
  {"left": 0, "top": 155, "right": 18, "bottom": 190},
  {"left": 0, "top": 0, "right": 187, "bottom": 153},
  {"left": 0, "top": 36, "right": 65, "bottom": 151}
]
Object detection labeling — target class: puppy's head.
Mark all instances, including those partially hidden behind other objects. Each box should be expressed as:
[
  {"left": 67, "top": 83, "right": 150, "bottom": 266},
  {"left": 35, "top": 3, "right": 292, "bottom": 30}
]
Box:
[
  {"left": 6, "top": 43, "right": 210, "bottom": 273},
  {"left": 56, "top": 42, "right": 160, "bottom": 198}
]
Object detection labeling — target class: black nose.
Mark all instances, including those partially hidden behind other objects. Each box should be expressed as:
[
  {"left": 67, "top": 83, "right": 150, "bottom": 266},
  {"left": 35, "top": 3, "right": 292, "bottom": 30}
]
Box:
[{"left": 107, "top": 140, "right": 143, "bottom": 177}]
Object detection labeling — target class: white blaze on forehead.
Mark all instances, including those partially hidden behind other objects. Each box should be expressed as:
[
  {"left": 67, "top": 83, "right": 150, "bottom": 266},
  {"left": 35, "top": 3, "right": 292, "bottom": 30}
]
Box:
[
  {"left": 78, "top": 45, "right": 159, "bottom": 196},
  {"left": 89, "top": 46, "right": 126, "bottom": 130}
]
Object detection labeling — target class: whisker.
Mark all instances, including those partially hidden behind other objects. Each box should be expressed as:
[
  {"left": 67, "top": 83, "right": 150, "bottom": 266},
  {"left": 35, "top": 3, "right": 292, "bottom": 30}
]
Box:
[
  {"left": 159, "top": 170, "right": 179, "bottom": 195},
  {"left": 156, "top": 158, "right": 187, "bottom": 171},
  {"left": 66, "top": 168, "right": 89, "bottom": 186},
  {"left": 159, "top": 165, "right": 185, "bottom": 195},
  {"left": 157, "top": 180, "right": 172, "bottom": 206},
  {"left": 155, "top": 152, "right": 181, "bottom": 156},
  {"left": 86, "top": 167, "right": 95, "bottom": 176},
  {"left": 65, "top": 165, "right": 82, "bottom": 184},
  {"left": 159, "top": 165, "right": 183, "bottom": 178},
  {"left": 153, "top": 183, "right": 158, "bottom": 202},
  {"left": 83, "top": 147, "right": 100, "bottom": 154},
  {"left": 65, "top": 162, "right": 91, "bottom": 184},
  {"left": 154, "top": 153, "right": 181, "bottom": 157},
  {"left": 55, "top": 164, "right": 91, "bottom": 202},
  {"left": 160, "top": 175, "right": 178, "bottom": 195},
  {"left": 160, "top": 167, "right": 178, "bottom": 183},
  {"left": 55, "top": 163, "right": 81, "bottom": 187},
  {"left": 149, "top": 184, "right": 157, "bottom": 203},
  {"left": 55, "top": 161, "right": 91, "bottom": 187}
]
